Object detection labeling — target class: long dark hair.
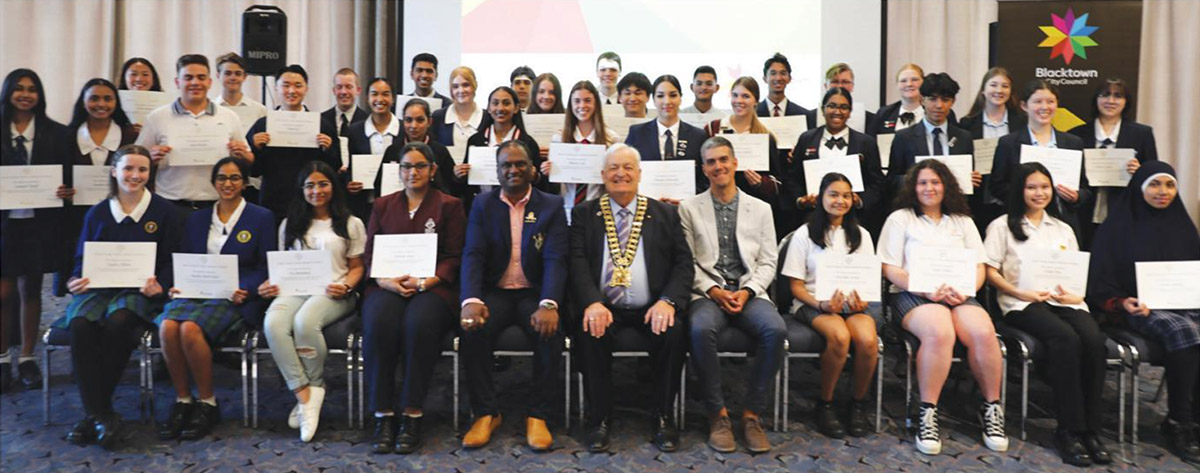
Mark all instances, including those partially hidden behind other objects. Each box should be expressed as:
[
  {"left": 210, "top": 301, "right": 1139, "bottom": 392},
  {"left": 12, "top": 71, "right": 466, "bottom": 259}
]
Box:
[
  {"left": 1, "top": 69, "right": 48, "bottom": 128},
  {"left": 807, "top": 172, "right": 863, "bottom": 253},
  {"left": 477, "top": 86, "right": 526, "bottom": 136},
  {"left": 117, "top": 57, "right": 164, "bottom": 91},
  {"left": 1005, "top": 162, "right": 1065, "bottom": 242},
  {"left": 68, "top": 78, "right": 133, "bottom": 130},
  {"left": 526, "top": 73, "right": 564, "bottom": 114},
  {"left": 284, "top": 161, "right": 352, "bottom": 250},
  {"left": 893, "top": 159, "right": 971, "bottom": 216},
  {"left": 1089, "top": 78, "right": 1133, "bottom": 121}
]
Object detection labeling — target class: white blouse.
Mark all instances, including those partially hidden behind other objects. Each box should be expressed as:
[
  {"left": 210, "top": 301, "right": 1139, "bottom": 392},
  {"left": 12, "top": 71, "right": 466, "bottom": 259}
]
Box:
[
  {"left": 208, "top": 198, "right": 247, "bottom": 255},
  {"left": 278, "top": 216, "right": 366, "bottom": 284},
  {"left": 780, "top": 224, "right": 875, "bottom": 313},
  {"left": 983, "top": 214, "right": 1088, "bottom": 313},
  {"left": 878, "top": 208, "right": 985, "bottom": 289}
]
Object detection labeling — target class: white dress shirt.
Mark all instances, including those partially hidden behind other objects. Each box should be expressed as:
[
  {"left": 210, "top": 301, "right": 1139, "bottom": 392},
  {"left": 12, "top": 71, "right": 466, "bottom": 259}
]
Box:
[
  {"left": 445, "top": 105, "right": 483, "bottom": 146},
  {"left": 983, "top": 214, "right": 1088, "bottom": 313},
  {"left": 818, "top": 127, "right": 851, "bottom": 160},
  {"left": 781, "top": 224, "right": 875, "bottom": 313},
  {"left": 208, "top": 198, "right": 247, "bottom": 255},
  {"left": 365, "top": 114, "right": 401, "bottom": 154},
  {"left": 655, "top": 119, "right": 681, "bottom": 158},
  {"left": 878, "top": 209, "right": 986, "bottom": 290},
  {"left": 8, "top": 121, "right": 36, "bottom": 219},
  {"left": 981, "top": 109, "right": 1009, "bottom": 140},
  {"left": 76, "top": 121, "right": 123, "bottom": 166},
  {"left": 894, "top": 104, "right": 925, "bottom": 132}
]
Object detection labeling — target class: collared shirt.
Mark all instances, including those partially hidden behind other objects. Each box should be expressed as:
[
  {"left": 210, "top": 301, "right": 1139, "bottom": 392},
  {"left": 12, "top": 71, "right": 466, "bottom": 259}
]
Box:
[
  {"left": 217, "top": 95, "right": 268, "bottom": 135},
  {"left": 656, "top": 119, "right": 681, "bottom": 158},
  {"left": 551, "top": 127, "right": 619, "bottom": 220},
  {"left": 601, "top": 196, "right": 651, "bottom": 309},
  {"left": 488, "top": 125, "right": 517, "bottom": 146},
  {"left": 8, "top": 120, "right": 36, "bottom": 219},
  {"left": 601, "top": 90, "right": 619, "bottom": 106},
  {"left": 135, "top": 99, "right": 246, "bottom": 201},
  {"left": 767, "top": 97, "right": 790, "bottom": 116},
  {"left": 335, "top": 105, "right": 361, "bottom": 131},
  {"left": 981, "top": 109, "right": 1009, "bottom": 140},
  {"left": 77, "top": 121, "right": 122, "bottom": 165},
  {"left": 894, "top": 104, "right": 925, "bottom": 132},
  {"left": 681, "top": 104, "right": 714, "bottom": 114},
  {"left": 781, "top": 223, "right": 875, "bottom": 313},
  {"left": 819, "top": 126, "right": 851, "bottom": 160},
  {"left": 208, "top": 198, "right": 247, "bottom": 255},
  {"left": 984, "top": 214, "right": 1088, "bottom": 313},
  {"left": 1091, "top": 119, "right": 1122, "bottom": 223},
  {"left": 365, "top": 113, "right": 401, "bottom": 154},
  {"left": 711, "top": 191, "right": 746, "bottom": 284},
  {"left": 878, "top": 208, "right": 986, "bottom": 277},
  {"left": 108, "top": 188, "right": 152, "bottom": 223},
  {"left": 445, "top": 104, "right": 484, "bottom": 146},
  {"left": 922, "top": 118, "right": 950, "bottom": 156},
  {"left": 1028, "top": 127, "right": 1058, "bottom": 148},
  {"left": 1094, "top": 119, "right": 1121, "bottom": 147},
  {"left": 497, "top": 187, "right": 533, "bottom": 289}
]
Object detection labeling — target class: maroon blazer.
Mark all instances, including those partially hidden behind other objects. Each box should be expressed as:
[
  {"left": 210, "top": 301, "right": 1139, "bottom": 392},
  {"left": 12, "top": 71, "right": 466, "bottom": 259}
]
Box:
[{"left": 363, "top": 189, "right": 466, "bottom": 311}]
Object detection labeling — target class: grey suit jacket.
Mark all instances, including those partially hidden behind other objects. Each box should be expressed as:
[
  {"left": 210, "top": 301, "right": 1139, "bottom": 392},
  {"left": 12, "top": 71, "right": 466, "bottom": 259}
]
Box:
[{"left": 678, "top": 190, "right": 778, "bottom": 302}]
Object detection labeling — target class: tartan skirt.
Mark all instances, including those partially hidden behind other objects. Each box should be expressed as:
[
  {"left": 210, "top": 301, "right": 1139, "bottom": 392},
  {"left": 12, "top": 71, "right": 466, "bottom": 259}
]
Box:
[
  {"left": 1126, "top": 309, "right": 1200, "bottom": 352},
  {"left": 157, "top": 298, "right": 245, "bottom": 344},
  {"left": 888, "top": 291, "right": 982, "bottom": 323},
  {"left": 55, "top": 288, "right": 162, "bottom": 329}
]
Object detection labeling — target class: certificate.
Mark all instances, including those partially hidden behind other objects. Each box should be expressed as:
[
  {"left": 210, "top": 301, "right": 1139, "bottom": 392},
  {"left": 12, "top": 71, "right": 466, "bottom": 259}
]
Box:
[
  {"left": 369, "top": 234, "right": 438, "bottom": 278},
  {"left": 907, "top": 246, "right": 979, "bottom": 296},
  {"left": 548, "top": 143, "right": 606, "bottom": 184},
  {"left": 1017, "top": 248, "right": 1089, "bottom": 296},
  {"left": 228, "top": 105, "right": 263, "bottom": 135},
  {"left": 1136, "top": 261, "right": 1200, "bottom": 310},
  {"left": 379, "top": 163, "right": 404, "bottom": 196},
  {"left": 759, "top": 116, "right": 808, "bottom": 149},
  {"left": 467, "top": 146, "right": 499, "bottom": 186},
  {"left": 446, "top": 145, "right": 467, "bottom": 165},
  {"left": 172, "top": 254, "right": 238, "bottom": 299},
  {"left": 973, "top": 138, "right": 999, "bottom": 175},
  {"left": 916, "top": 154, "right": 974, "bottom": 195},
  {"left": 876, "top": 134, "right": 896, "bottom": 169},
  {"left": 82, "top": 242, "right": 156, "bottom": 289},
  {"left": 601, "top": 104, "right": 626, "bottom": 121},
  {"left": 0, "top": 165, "right": 61, "bottom": 210},
  {"left": 723, "top": 133, "right": 770, "bottom": 171},
  {"left": 266, "top": 110, "right": 320, "bottom": 148},
  {"left": 606, "top": 115, "right": 655, "bottom": 138},
  {"left": 678, "top": 111, "right": 725, "bottom": 129},
  {"left": 394, "top": 95, "right": 443, "bottom": 113},
  {"left": 639, "top": 160, "right": 696, "bottom": 201},
  {"left": 167, "top": 121, "right": 228, "bottom": 166},
  {"left": 118, "top": 90, "right": 172, "bottom": 124},
  {"left": 72, "top": 165, "right": 111, "bottom": 206},
  {"left": 339, "top": 140, "right": 350, "bottom": 173},
  {"left": 814, "top": 253, "right": 883, "bottom": 302},
  {"left": 351, "top": 154, "right": 384, "bottom": 190},
  {"left": 1084, "top": 148, "right": 1135, "bottom": 187},
  {"left": 521, "top": 114, "right": 564, "bottom": 147},
  {"left": 1019, "top": 145, "right": 1082, "bottom": 191},
  {"left": 803, "top": 157, "right": 863, "bottom": 194},
  {"left": 267, "top": 250, "right": 332, "bottom": 297}
]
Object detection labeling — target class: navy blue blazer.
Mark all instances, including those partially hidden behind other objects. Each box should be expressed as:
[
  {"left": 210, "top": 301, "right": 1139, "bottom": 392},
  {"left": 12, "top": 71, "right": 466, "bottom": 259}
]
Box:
[
  {"left": 787, "top": 127, "right": 886, "bottom": 212},
  {"left": 179, "top": 202, "right": 277, "bottom": 326},
  {"left": 322, "top": 106, "right": 370, "bottom": 136},
  {"left": 624, "top": 120, "right": 710, "bottom": 192},
  {"left": 886, "top": 121, "right": 975, "bottom": 196},
  {"left": 73, "top": 193, "right": 182, "bottom": 290},
  {"left": 990, "top": 130, "right": 1091, "bottom": 243},
  {"left": 430, "top": 107, "right": 458, "bottom": 147},
  {"left": 1069, "top": 120, "right": 1158, "bottom": 163},
  {"left": 460, "top": 187, "right": 568, "bottom": 304},
  {"left": 756, "top": 99, "right": 812, "bottom": 121},
  {"left": 957, "top": 109, "right": 1028, "bottom": 140},
  {"left": 868, "top": 101, "right": 959, "bottom": 136}
]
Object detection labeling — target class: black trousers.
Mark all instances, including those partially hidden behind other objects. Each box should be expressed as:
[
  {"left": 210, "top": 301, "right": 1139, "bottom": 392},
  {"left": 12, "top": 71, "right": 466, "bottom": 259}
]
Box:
[
  {"left": 361, "top": 290, "right": 454, "bottom": 413},
  {"left": 69, "top": 311, "right": 147, "bottom": 417},
  {"left": 578, "top": 304, "right": 685, "bottom": 424},
  {"left": 1005, "top": 303, "right": 1107, "bottom": 432},
  {"left": 460, "top": 288, "right": 562, "bottom": 420}
]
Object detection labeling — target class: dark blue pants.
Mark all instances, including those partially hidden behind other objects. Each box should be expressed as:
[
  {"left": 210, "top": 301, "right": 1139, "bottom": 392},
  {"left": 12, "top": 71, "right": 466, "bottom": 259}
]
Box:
[
  {"left": 688, "top": 297, "right": 786, "bottom": 416},
  {"left": 361, "top": 290, "right": 453, "bottom": 413}
]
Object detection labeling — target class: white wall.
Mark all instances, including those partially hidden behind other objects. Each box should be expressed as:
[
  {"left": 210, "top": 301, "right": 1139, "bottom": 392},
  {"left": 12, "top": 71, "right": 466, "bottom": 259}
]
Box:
[
  {"left": 822, "top": 0, "right": 882, "bottom": 112},
  {"left": 401, "top": 0, "right": 463, "bottom": 96}
]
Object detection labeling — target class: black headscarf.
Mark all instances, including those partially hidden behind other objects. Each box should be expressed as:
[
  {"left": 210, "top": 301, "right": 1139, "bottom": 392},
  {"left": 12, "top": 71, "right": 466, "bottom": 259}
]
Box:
[{"left": 1087, "top": 161, "right": 1200, "bottom": 307}]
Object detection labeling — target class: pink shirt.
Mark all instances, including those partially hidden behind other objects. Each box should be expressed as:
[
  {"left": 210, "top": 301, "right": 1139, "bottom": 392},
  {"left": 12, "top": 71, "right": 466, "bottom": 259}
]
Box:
[{"left": 497, "top": 188, "right": 533, "bottom": 289}]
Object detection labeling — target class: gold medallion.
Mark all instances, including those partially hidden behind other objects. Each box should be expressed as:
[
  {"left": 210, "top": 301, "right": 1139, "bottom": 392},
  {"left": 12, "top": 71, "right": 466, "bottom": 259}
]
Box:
[{"left": 236, "top": 230, "right": 252, "bottom": 243}]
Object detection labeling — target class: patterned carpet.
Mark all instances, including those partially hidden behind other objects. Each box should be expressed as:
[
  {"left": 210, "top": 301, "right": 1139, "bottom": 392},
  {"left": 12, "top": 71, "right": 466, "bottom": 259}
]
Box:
[{"left": 2, "top": 282, "right": 1198, "bottom": 472}]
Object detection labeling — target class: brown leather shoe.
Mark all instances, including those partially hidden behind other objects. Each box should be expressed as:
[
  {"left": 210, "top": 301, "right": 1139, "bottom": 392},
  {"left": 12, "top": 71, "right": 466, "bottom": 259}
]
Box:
[
  {"left": 526, "top": 417, "right": 553, "bottom": 451},
  {"left": 462, "top": 414, "right": 502, "bottom": 448},
  {"left": 743, "top": 416, "right": 771, "bottom": 453},
  {"left": 708, "top": 414, "right": 736, "bottom": 453}
]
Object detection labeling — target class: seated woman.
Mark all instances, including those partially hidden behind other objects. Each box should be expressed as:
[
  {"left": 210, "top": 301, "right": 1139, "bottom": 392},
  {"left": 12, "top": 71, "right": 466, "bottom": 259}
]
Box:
[
  {"left": 155, "top": 157, "right": 276, "bottom": 441},
  {"left": 781, "top": 172, "right": 881, "bottom": 439},
  {"left": 361, "top": 142, "right": 465, "bottom": 454},
  {"left": 1087, "top": 161, "right": 1200, "bottom": 463},
  {"left": 983, "top": 163, "right": 1110, "bottom": 466},
  {"left": 879, "top": 159, "right": 1007, "bottom": 455}
]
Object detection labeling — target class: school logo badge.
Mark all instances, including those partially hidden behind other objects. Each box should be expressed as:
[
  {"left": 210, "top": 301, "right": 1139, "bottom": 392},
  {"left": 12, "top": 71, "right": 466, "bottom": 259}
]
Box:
[
  {"left": 144, "top": 221, "right": 158, "bottom": 233},
  {"left": 237, "top": 230, "right": 252, "bottom": 243},
  {"left": 1038, "top": 8, "right": 1099, "bottom": 65},
  {"left": 424, "top": 218, "right": 436, "bottom": 234}
]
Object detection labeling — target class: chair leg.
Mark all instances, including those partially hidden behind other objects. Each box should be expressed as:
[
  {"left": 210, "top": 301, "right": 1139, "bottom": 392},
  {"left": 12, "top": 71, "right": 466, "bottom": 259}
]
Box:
[
  {"left": 577, "top": 372, "right": 584, "bottom": 425},
  {"left": 358, "top": 344, "right": 365, "bottom": 429},
  {"left": 876, "top": 339, "right": 884, "bottom": 434},
  {"left": 564, "top": 342, "right": 571, "bottom": 431},
  {"left": 1117, "top": 351, "right": 1126, "bottom": 446},
  {"left": 783, "top": 356, "right": 790, "bottom": 433},
  {"left": 1021, "top": 359, "right": 1029, "bottom": 441},
  {"left": 1131, "top": 355, "right": 1139, "bottom": 447},
  {"left": 452, "top": 350, "right": 459, "bottom": 433},
  {"left": 252, "top": 349, "right": 260, "bottom": 429},
  {"left": 676, "top": 359, "right": 685, "bottom": 430},
  {"left": 42, "top": 343, "right": 52, "bottom": 426},
  {"left": 772, "top": 369, "right": 780, "bottom": 432},
  {"left": 241, "top": 339, "right": 250, "bottom": 427},
  {"left": 904, "top": 340, "right": 913, "bottom": 431},
  {"left": 142, "top": 335, "right": 153, "bottom": 424}
]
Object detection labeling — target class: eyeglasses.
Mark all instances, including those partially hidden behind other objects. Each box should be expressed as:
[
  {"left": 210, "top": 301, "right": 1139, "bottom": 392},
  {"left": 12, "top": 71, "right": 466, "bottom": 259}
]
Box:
[
  {"left": 499, "top": 161, "right": 531, "bottom": 170},
  {"left": 824, "top": 103, "right": 851, "bottom": 112},
  {"left": 399, "top": 162, "right": 431, "bottom": 171},
  {"left": 215, "top": 175, "right": 244, "bottom": 183}
]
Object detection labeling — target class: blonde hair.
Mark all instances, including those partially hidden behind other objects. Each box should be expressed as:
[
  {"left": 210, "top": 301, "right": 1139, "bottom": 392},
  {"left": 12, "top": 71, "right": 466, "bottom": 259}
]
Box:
[
  {"left": 449, "top": 66, "right": 477, "bottom": 89},
  {"left": 895, "top": 63, "right": 925, "bottom": 80},
  {"left": 824, "top": 63, "right": 854, "bottom": 84}
]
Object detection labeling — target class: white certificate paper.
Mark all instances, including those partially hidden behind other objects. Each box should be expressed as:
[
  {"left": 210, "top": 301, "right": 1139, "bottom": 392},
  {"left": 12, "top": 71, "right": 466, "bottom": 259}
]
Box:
[
  {"left": 876, "top": 133, "right": 896, "bottom": 169},
  {"left": 815, "top": 253, "right": 882, "bottom": 302},
  {"left": 1017, "top": 248, "right": 1089, "bottom": 296},
  {"left": 973, "top": 138, "right": 1000, "bottom": 175},
  {"left": 167, "top": 121, "right": 228, "bottom": 166},
  {"left": 605, "top": 115, "right": 655, "bottom": 138},
  {"left": 0, "top": 165, "right": 61, "bottom": 210},
  {"left": 369, "top": 234, "right": 438, "bottom": 278},
  {"left": 678, "top": 111, "right": 725, "bottom": 129},
  {"left": 1020, "top": 145, "right": 1083, "bottom": 191},
  {"left": 82, "top": 242, "right": 156, "bottom": 289},
  {"left": 380, "top": 163, "right": 404, "bottom": 196},
  {"left": 548, "top": 143, "right": 606, "bottom": 184},
  {"left": 446, "top": 145, "right": 467, "bottom": 165},
  {"left": 723, "top": 133, "right": 770, "bottom": 171},
  {"left": 118, "top": 90, "right": 172, "bottom": 124},
  {"left": 351, "top": 154, "right": 384, "bottom": 190},
  {"left": 172, "top": 253, "right": 238, "bottom": 299},
  {"left": 72, "top": 165, "right": 111, "bottom": 206},
  {"left": 521, "top": 114, "right": 564, "bottom": 148},
  {"left": 639, "top": 160, "right": 696, "bottom": 201},
  {"left": 267, "top": 250, "right": 332, "bottom": 297},
  {"left": 916, "top": 155, "right": 974, "bottom": 195},
  {"left": 907, "top": 246, "right": 978, "bottom": 296},
  {"left": 803, "top": 157, "right": 864, "bottom": 194},
  {"left": 266, "top": 110, "right": 320, "bottom": 148},
  {"left": 1084, "top": 148, "right": 1135, "bottom": 187},
  {"left": 1136, "top": 261, "right": 1200, "bottom": 310},
  {"left": 760, "top": 116, "right": 808, "bottom": 149},
  {"left": 467, "top": 146, "right": 499, "bottom": 186}
]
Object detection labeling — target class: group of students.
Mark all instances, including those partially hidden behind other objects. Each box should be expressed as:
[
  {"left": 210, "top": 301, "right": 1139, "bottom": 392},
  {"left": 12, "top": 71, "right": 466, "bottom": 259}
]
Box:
[{"left": 0, "top": 49, "right": 1197, "bottom": 466}]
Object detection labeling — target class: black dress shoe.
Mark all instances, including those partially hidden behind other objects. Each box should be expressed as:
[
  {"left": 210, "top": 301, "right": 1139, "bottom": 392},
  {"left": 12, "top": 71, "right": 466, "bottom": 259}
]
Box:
[
  {"left": 371, "top": 416, "right": 396, "bottom": 454},
  {"left": 586, "top": 419, "right": 610, "bottom": 452},
  {"left": 0, "top": 363, "right": 11, "bottom": 393},
  {"left": 1162, "top": 419, "right": 1200, "bottom": 463},
  {"left": 846, "top": 399, "right": 871, "bottom": 437},
  {"left": 815, "top": 401, "right": 845, "bottom": 439},
  {"left": 1054, "top": 429, "right": 1093, "bottom": 467},
  {"left": 181, "top": 402, "right": 220, "bottom": 440},
  {"left": 157, "top": 402, "right": 192, "bottom": 440},
  {"left": 1081, "top": 432, "right": 1112, "bottom": 464},
  {"left": 651, "top": 414, "right": 679, "bottom": 452},
  {"left": 17, "top": 360, "right": 41, "bottom": 390},
  {"left": 66, "top": 417, "right": 96, "bottom": 445},
  {"left": 94, "top": 413, "right": 122, "bottom": 451},
  {"left": 394, "top": 415, "right": 423, "bottom": 454}
]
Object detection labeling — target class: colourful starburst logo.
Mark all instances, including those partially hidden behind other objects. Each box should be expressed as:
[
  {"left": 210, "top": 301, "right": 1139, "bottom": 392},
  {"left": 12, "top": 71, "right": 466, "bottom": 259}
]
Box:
[{"left": 1038, "top": 8, "right": 1099, "bottom": 64}]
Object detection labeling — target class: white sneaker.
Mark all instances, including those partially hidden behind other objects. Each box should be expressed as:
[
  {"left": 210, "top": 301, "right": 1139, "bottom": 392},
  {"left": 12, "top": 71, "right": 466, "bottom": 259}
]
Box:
[
  {"left": 288, "top": 403, "right": 301, "bottom": 429},
  {"left": 299, "top": 386, "right": 326, "bottom": 443},
  {"left": 915, "top": 404, "right": 942, "bottom": 455},
  {"left": 979, "top": 401, "right": 1009, "bottom": 452}
]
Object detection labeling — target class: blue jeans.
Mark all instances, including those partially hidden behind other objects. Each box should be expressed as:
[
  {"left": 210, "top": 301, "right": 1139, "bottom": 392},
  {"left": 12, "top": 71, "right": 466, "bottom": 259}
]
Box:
[{"left": 688, "top": 297, "right": 786, "bottom": 416}]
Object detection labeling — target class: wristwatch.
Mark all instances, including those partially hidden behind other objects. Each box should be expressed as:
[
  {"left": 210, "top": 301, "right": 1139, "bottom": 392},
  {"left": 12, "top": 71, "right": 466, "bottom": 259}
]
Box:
[
  {"left": 417, "top": 277, "right": 427, "bottom": 292},
  {"left": 539, "top": 300, "right": 558, "bottom": 311}
]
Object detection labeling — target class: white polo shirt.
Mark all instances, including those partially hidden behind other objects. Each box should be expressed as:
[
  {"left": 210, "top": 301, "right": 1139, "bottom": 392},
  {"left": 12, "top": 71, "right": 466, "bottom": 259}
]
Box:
[
  {"left": 135, "top": 100, "right": 246, "bottom": 201},
  {"left": 878, "top": 208, "right": 985, "bottom": 280},
  {"left": 983, "top": 214, "right": 1088, "bottom": 314}
]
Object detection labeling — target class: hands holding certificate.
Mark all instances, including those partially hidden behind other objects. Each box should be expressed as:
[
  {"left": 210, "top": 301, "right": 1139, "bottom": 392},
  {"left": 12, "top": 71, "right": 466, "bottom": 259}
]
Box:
[
  {"left": 257, "top": 279, "right": 352, "bottom": 299},
  {"left": 149, "top": 140, "right": 252, "bottom": 165},
  {"left": 817, "top": 290, "right": 869, "bottom": 314},
  {"left": 922, "top": 284, "right": 970, "bottom": 307},
  {"left": 251, "top": 131, "right": 332, "bottom": 150},
  {"left": 68, "top": 275, "right": 162, "bottom": 298}
]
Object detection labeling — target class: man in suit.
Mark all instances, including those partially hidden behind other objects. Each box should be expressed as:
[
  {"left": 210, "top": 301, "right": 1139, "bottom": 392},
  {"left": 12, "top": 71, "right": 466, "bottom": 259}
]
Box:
[
  {"left": 680, "top": 137, "right": 784, "bottom": 454},
  {"left": 571, "top": 144, "right": 694, "bottom": 453},
  {"left": 409, "top": 53, "right": 450, "bottom": 110},
  {"left": 756, "top": 53, "right": 813, "bottom": 127},
  {"left": 459, "top": 140, "right": 568, "bottom": 451},
  {"left": 885, "top": 73, "right": 979, "bottom": 199},
  {"left": 322, "top": 68, "right": 368, "bottom": 137},
  {"left": 624, "top": 108, "right": 710, "bottom": 200}
]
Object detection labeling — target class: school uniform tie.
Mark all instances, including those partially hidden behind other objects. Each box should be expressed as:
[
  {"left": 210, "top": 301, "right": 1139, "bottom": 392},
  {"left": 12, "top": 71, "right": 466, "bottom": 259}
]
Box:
[
  {"left": 932, "top": 128, "right": 944, "bottom": 155},
  {"left": 1100, "top": 138, "right": 1114, "bottom": 148},
  {"left": 12, "top": 135, "right": 28, "bottom": 164},
  {"left": 662, "top": 130, "right": 674, "bottom": 160},
  {"left": 602, "top": 208, "right": 632, "bottom": 303},
  {"left": 339, "top": 113, "right": 350, "bottom": 137},
  {"left": 899, "top": 112, "right": 915, "bottom": 126},
  {"left": 825, "top": 137, "right": 846, "bottom": 150},
  {"left": 773, "top": 105, "right": 782, "bottom": 117}
]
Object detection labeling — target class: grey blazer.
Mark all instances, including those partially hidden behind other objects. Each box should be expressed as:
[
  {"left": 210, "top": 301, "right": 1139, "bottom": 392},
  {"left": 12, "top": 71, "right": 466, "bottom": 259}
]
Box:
[{"left": 678, "top": 190, "right": 778, "bottom": 302}]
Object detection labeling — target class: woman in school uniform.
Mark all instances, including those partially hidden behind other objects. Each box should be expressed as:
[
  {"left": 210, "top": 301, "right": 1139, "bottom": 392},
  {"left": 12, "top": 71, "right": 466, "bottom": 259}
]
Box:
[
  {"left": 361, "top": 142, "right": 465, "bottom": 454},
  {"left": 345, "top": 77, "right": 402, "bottom": 220},
  {"left": 958, "top": 67, "right": 1028, "bottom": 234},
  {"left": 0, "top": 69, "right": 75, "bottom": 393},
  {"left": 781, "top": 172, "right": 881, "bottom": 439},
  {"left": 155, "top": 157, "right": 276, "bottom": 442},
  {"left": 983, "top": 162, "right": 1110, "bottom": 466},
  {"left": 453, "top": 86, "right": 544, "bottom": 207},
  {"left": 431, "top": 66, "right": 484, "bottom": 147},
  {"left": 704, "top": 76, "right": 788, "bottom": 230},
  {"left": 387, "top": 99, "right": 461, "bottom": 198},
  {"left": 257, "top": 160, "right": 365, "bottom": 443},
  {"left": 869, "top": 64, "right": 957, "bottom": 136},
  {"left": 879, "top": 159, "right": 1007, "bottom": 456},
  {"left": 117, "top": 57, "right": 163, "bottom": 92},
  {"left": 537, "top": 80, "right": 620, "bottom": 219},
  {"left": 60, "top": 144, "right": 181, "bottom": 449},
  {"left": 526, "top": 73, "right": 564, "bottom": 115},
  {"left": 624, "top": 75, "right": 710, "bottom": 200},
  {"left": 1087, "top": 161, "right": 1200, "bottom": 463}
]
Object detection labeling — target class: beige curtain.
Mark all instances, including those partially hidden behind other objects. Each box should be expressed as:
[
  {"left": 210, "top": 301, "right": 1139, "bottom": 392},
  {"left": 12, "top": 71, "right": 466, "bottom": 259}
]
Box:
[{"left": 885, "top": 0, "right": 997, "bottom": 118}]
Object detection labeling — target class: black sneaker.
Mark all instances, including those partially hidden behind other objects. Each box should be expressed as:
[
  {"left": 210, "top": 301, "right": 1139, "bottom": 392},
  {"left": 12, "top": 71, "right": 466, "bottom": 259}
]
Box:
[
  {"left": 181, "top": 402, "right": 220, "bottom": 440},
  {"left": 1081, "top": 432, "right": 1112, "bottom": 465},
  {"left": 978, "top": 401, "right": 1009, "bottom": 452},
  {"left": 915, "top": 403, "right": 941, "bottom": 455},
  {"left": 1162, "top": 419, "right": 1200, "bottom": 463},
  {"left": 815, "top": 400, "right": 845, "bottom": 438},
  {"left": 157, "top": 402, "right": 192, "bottom": 440},
  {"left": 17, "top": 359, "right": 41, "bottom": 390},
  {"left": 394, "top": 415, "right": 423, "bottom": 454},
  {"left": 847, "top": 399, "right": 872, "bottom": 437}
]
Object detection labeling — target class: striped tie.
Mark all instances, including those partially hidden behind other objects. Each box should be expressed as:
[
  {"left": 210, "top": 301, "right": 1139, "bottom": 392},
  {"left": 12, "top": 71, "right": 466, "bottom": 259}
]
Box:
[{"left": 603, "top": 208, "right": 632, "bottom": 303}]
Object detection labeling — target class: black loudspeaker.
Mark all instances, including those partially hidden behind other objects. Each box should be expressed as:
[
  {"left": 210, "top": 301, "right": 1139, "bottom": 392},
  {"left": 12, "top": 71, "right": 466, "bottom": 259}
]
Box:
[{"left": 242, "top": 5, "right": 287, "bottom": 75}]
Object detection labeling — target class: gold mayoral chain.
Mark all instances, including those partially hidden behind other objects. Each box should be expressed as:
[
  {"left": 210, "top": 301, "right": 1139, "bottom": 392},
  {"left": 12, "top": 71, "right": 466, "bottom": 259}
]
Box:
[{"left": 600, "top": 194, "right": 648, "bottom": 288}]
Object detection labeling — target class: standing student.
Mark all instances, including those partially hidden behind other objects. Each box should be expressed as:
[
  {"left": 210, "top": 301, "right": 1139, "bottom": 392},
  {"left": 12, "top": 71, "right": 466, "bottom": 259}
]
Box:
[
  {"left": 156, "top": 157, "right": 275, "bottom": 442},
  {"left": 60, "top": 145, "right": 181, "bottom": 449},
  {"left": 510, "top": 66, "right": 536, "bottom": 113},
  {"left": 616, "top": 72, "right": 652, "bottom": 119},
  {"left": 0, "top": 69, "right": 74, "bottom": 392},
  {"left": 811, "top": 63, "right": 876, "bottom": 134},
  {"left": 344, "top": 78, "right": 402, "bottom": 220},
  {"left": 781, "top": 172, "right": 881, "bottom": 439},
  {"left": 431, "top": 66, "right": 483, "bottom": 147},
  {"left": 625, "top": 75, "right": 710, "bottom": 199},
  {"left": 526, "top": 73, "right": 564, "bottom": 115},
  {"left": 361, "top": 142, "right": 465, "bottom": 454},
  {"left": 756, "top": 53, "right": 812, "bottom": 127},
  {"left": 387, "top": 99, "right": 461, "bottom": 198},
  {"left": 214, "top": 53, "right": 269, "bottom": 204},
  {"left": 257, "top": 161, "right": 365, "bottom": 443},
  {"left": 885, "top": 73, "right": 978, "bottom": 207},
  {"left": 1087, "top": 161, "right": 1200, "bottom": 463},
  {"left": 453, "top": 86, "right": 544, "bottom": 204},
  {"left": 870, "top": 64, "right": 959, "bottom": 136},
  {"left": 683, "top": 66, "right": 720, "bottom": 114},
  {"left": 595, "top": 52, "right": 622, "bottom": 105},
  {"left": 983, "top": 163, "right": 1110, "bottom": 466},
  {"left": 879, "top": 159, "right": 1008, "bottom": 455},
  {"left": 958, "top": 67, "right": 1027, "bottom": 235},
  {"left": 118, "top": 57, "right": 164, "bottom": 92},
  {"left": 704, "top": 76, "right": 786, "bottom": 231},
  {"left": 538, "top": 80, "right": 620, "bottom": 219},
  {"left": 323, "top": 68, "right": 368, "bottom": 137},
  {"left": 409, "top": 53, "right": 451, "bottom": 109}
]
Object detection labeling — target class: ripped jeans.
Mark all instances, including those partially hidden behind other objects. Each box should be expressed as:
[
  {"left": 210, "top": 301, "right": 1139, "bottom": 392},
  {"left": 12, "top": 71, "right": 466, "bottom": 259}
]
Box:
[{"left": 263, "top": 294, "right": 356, "bottom": 391}]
